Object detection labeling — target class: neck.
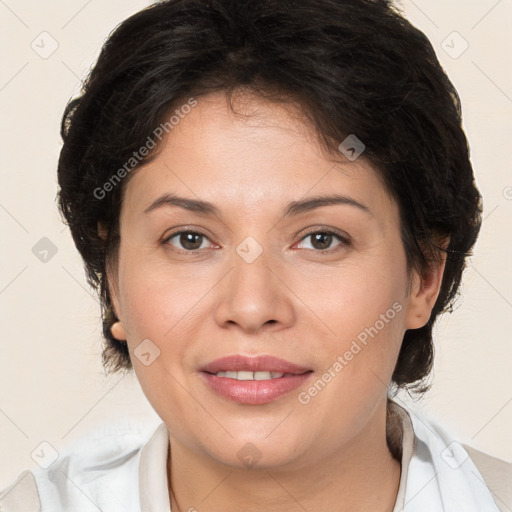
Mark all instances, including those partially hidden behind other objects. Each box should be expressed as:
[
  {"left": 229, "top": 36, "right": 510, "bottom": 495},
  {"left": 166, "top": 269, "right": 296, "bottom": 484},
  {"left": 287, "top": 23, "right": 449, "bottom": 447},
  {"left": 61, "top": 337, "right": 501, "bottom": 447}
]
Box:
[{"left": 167, "top": 400, "right": 402, "bottom": 512}]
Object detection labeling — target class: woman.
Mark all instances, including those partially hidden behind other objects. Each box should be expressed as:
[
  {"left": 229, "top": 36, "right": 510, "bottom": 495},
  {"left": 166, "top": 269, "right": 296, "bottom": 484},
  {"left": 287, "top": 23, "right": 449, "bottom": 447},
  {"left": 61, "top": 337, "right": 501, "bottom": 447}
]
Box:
[{"left": 1, "top": 0, "right": 510, "bottom": 510}]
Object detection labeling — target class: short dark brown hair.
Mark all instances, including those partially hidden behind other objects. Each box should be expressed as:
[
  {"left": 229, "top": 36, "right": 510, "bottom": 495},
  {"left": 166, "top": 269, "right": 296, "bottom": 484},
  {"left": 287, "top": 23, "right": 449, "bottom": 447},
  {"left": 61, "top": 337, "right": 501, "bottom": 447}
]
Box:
[{"left": 57, "top": 0, "right": 482, "bottom": 395}]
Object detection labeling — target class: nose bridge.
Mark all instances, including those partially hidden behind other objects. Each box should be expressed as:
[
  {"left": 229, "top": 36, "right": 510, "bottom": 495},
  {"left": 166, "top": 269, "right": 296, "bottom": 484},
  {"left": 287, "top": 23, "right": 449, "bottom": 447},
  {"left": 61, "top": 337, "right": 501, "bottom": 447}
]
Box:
[
  {"left": 233, "top": 234, "right": 273, "bottom": 292},
  {"left": 213, "top": 233, "right": 294, "bottom": 332}
]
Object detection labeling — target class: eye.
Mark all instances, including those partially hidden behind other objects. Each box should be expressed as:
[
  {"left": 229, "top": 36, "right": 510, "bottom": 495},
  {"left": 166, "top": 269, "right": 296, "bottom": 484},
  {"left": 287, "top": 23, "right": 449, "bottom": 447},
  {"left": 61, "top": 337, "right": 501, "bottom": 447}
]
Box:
[
  {"left": 296, "top": 230, "right": 350, "bottom": 252},
  {"left": 163, "top": 230, "right": 213, "bottom": 252}
]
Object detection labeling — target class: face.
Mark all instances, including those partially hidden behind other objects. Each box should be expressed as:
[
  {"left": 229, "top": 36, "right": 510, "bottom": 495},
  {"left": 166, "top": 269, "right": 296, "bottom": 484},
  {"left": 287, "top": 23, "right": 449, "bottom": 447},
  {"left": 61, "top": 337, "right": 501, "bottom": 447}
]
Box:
[{"left": 107, "top": 91, "right": 442, "bottom": 470}]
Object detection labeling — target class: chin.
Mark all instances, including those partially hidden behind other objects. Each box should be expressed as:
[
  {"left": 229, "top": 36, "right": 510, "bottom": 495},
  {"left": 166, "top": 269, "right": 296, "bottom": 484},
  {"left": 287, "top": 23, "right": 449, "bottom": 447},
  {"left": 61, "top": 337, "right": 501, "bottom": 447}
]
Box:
[{"left": 198, "top": 434, "right": 306, "bottom": 471}]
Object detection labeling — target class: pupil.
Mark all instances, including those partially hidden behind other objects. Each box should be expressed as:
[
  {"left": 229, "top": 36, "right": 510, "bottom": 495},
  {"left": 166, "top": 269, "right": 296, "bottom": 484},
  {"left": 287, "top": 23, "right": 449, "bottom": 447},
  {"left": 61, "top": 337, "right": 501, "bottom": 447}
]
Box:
[
  {"left": 312, "top": 233, "right": 331, "bottom": 250},
  {"left": 181, "top": 233, "right": 201, "bottom": 250},
  {"left": 178, "top": 233, "right": 333, "bottom": 251}
]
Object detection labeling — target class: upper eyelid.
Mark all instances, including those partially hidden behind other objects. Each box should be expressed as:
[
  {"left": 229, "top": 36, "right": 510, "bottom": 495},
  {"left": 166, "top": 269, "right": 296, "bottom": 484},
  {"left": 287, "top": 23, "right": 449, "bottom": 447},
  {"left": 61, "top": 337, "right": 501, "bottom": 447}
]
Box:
[
  {"left": 164, "top": 227, "right": 348, "bottom": 240},
  {"left": 298, "top": 227, "right": 349, "bottom": 240},
  {"left": 295, "top": 230, "right": 350, "bottom": 249},
  {"left": 164, "top": 228, "right": 349, "bottom": 250},
  {"left": 164, "top": 229, "right": 213, "bottom": 247}
]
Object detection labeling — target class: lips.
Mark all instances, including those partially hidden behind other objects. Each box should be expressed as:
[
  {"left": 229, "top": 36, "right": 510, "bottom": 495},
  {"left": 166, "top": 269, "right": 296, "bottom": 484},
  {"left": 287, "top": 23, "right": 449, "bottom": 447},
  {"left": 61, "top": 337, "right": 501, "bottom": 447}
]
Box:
[
  {"left": 199, "top": 355, "right": 313, "bottom": 404},
  {"left": 200, "top": 355, "right": 311, "bottom": 375}
]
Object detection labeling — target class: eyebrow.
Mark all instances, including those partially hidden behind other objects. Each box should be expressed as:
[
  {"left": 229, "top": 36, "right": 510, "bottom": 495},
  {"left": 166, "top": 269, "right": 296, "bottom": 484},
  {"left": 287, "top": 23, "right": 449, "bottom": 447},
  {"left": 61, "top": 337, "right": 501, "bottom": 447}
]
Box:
[{"left": 143, "top": 193, "right": 373, "bottom": 218}]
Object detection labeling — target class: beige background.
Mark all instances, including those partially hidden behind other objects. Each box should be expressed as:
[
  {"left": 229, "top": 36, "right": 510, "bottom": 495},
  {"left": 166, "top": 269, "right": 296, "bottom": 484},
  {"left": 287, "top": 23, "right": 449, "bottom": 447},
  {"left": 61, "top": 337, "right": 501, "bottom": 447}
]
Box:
[{"left": 1, "top": 0, "right": 511, "bottom": 488}]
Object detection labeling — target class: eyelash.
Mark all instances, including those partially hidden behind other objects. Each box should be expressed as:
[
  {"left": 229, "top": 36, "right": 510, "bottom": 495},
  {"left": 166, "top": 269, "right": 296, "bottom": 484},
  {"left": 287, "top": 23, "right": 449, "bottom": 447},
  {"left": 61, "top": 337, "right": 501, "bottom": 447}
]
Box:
[
  {"left": 162, "top": 228, "right": 351, "bottom": 254},
  {"left": 298, "top": 228, "right": 351, "bottom": 252}
]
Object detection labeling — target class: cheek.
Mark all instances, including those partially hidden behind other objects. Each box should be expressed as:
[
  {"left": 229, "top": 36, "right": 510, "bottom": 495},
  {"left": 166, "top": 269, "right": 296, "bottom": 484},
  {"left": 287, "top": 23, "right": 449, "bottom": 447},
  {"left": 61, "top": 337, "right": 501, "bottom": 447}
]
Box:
[
  {"left": 303, "top": 248, "right": 408, "bottom": 381},
  {"left": 117, "top": 276, "right": 161, "bottom": 341},
  {"left": 116, "top": 247, "right": 198, "bottom": 339},
  {"left": 115, "top": 266, "right": 196, "bottom": 413},
  {"left": 308, "top": 254, "right": 407, "bottom": 337}
]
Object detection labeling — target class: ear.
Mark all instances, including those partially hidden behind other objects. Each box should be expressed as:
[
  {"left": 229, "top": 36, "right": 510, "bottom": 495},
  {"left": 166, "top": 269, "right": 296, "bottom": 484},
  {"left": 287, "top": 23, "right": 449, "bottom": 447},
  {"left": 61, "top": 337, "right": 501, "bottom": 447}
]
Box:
[
  {"left": 107, "top": 273, "right": 127, "bottom": 341},
  {"left": 404, "top": 239, "right": 449, "bottom": 330},
  {"left": 98, "top": 221, "right": 127, "bottom": 340}
]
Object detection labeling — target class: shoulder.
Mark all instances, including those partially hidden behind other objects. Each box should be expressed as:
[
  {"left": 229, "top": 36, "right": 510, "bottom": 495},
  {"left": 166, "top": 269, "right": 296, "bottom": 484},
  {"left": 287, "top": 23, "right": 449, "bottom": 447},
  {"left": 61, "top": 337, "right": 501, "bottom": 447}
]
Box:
[
  {"left": 461, "top": 443, "right": 512, "bottom": 512},
  {"left": 390, "top": 398, "right": 512, "bottom": 511},
  {"left": 0, "top": 469, "right": 40, "bottom": 511},
  {"left": 0, "top": 418, "right": 162, "bottom": 512}
]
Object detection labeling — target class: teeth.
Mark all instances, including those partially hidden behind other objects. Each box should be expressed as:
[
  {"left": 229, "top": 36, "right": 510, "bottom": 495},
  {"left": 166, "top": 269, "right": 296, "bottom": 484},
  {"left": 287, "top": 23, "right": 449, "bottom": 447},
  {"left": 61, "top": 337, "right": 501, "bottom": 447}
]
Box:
[{"left": 214, "top": 370, "right": 285, "bottom": 380}]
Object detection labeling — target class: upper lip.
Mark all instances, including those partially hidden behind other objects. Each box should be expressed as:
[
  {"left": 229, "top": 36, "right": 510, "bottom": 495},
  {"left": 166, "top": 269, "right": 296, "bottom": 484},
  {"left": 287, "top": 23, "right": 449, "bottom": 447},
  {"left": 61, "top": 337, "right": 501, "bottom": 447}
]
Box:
[{"left": 200, "top": 355, "right": 312, "bottom": 375}]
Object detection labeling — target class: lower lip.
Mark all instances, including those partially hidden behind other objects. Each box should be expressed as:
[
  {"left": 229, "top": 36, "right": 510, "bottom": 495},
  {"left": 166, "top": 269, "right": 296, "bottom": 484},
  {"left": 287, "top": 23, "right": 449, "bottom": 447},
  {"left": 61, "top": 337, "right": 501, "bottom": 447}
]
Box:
[{"left": 199, "top": 372, "right": 313, "bottom": 405}]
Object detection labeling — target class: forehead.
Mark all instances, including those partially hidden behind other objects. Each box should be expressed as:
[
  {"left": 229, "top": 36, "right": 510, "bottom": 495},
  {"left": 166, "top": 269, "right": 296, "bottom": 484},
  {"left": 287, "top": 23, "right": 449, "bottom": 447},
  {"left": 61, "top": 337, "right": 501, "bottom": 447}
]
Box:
[{"left": 120, "top": 91, "right": 397, "bottom": 223}]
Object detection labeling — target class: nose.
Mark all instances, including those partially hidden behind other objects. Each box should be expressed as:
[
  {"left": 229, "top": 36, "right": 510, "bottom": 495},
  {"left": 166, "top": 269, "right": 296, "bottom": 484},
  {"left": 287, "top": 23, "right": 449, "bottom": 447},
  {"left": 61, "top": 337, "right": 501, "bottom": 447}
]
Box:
[{"left": 213, "top": 243, "right": 295, "bottom": 333}]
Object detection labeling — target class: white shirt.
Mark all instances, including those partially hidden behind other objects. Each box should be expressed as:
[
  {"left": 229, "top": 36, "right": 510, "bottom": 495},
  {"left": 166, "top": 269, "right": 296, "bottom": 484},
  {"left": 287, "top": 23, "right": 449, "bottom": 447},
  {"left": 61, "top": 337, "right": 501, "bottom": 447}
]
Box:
[{"left": 1, "top": 399, "right": 509, "bottom": 511}]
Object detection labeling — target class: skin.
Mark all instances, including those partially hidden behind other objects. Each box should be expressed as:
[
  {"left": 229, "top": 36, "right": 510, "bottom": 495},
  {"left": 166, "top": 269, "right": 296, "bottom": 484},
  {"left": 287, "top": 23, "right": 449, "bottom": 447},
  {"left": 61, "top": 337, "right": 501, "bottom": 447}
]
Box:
[{"left": 106, "top": 90, "right": 446, "bottom": 512}]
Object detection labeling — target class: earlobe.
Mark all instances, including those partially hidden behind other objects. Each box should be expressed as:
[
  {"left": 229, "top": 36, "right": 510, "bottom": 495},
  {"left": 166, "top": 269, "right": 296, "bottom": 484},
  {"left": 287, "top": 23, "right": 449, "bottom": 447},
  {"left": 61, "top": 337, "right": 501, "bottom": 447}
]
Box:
[
  {"left": 110, "top": 320, "right": 127, "bottom": 341},
  {"left": 108, "top": 283, "right": 125, "bottom": 339},
  {"left": 108, "top": 288, "right": 126, "bottom": 341},
  {"left": 404, "top": 251, "right": 448, "bottom": 330}
]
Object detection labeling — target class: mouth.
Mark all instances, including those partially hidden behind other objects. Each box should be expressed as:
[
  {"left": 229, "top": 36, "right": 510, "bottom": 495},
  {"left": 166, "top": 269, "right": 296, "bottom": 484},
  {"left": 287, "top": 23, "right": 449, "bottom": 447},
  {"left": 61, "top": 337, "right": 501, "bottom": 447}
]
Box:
[
  {"left": 199, "top": 355, "right": 314, "bottom": 404},
  {"left": 200, "top": 354, "right": 312, "bottom": 375},
  {"left": 206, "top": 370, "right": 303, "bottom": 380}
]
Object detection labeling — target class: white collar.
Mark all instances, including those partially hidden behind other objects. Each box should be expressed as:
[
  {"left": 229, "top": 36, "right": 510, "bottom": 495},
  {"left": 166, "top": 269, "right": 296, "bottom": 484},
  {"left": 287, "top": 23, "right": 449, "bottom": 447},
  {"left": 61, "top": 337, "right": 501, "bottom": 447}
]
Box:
[
  {"left": 138, "top": 400, "right": 500, "bottom": 512},
  {"left": 139, "top": 422, "right": 171, "bottom": 511},
  {"left": 391, "top": 397, "right": 501, "bottom": 511},
  {"left": 7, "top": 400, "right": 502, "bottom": 511}
]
